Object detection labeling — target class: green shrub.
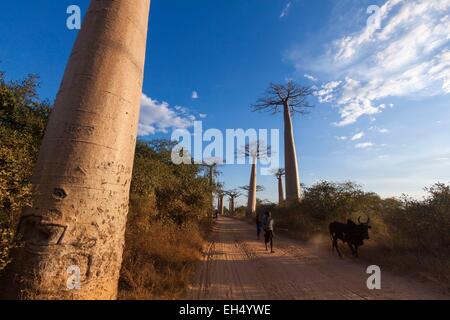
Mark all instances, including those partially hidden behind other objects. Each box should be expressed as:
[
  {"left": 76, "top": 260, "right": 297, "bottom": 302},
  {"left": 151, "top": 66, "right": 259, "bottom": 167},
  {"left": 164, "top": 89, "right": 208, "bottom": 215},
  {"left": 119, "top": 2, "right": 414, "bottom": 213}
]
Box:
[{"left": 0, "top": 73, "right": 50, "bottom": 271}]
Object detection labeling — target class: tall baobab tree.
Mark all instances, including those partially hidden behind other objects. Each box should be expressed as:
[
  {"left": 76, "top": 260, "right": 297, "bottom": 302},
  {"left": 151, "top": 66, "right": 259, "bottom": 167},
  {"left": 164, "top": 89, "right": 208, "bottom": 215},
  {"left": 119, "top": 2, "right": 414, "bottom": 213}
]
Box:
[
  {"left": 226, "top": 190, "right": 242, "bottom": 214},
  {"left": 252, "top": 80, "right": 313, "bottom": 203},
  {"left": 239, "top": 142, "right": 271, "bottom": 217},
  {"left": 0, "top": 1, "right": 151, "bottom": 300},
  {"left": 240, "top": 184, "right": 265, "bottom": 217},
  {"left": 273, "top": 168, "right": 286, "bottom": 206}
]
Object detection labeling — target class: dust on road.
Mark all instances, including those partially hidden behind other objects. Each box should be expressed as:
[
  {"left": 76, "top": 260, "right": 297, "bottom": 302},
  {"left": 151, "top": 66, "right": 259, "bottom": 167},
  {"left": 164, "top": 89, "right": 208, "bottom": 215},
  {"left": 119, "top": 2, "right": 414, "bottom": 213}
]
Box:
[{"left": 188, "top": 216, "right": 448, "bottom": 300}]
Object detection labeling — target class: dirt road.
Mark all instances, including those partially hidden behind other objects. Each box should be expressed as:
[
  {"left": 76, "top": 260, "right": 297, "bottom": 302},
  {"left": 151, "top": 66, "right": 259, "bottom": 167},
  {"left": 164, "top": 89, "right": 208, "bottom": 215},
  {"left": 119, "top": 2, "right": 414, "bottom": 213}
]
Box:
[{"left": 188, "top": 217, "right": 448, "bottom": 300}]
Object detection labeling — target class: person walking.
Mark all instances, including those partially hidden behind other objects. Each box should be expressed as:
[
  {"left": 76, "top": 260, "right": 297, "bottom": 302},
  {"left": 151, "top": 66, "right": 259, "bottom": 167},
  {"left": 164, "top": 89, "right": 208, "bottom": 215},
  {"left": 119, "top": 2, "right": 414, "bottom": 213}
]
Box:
[
  {"left": 256, "top": 212, "right": 263, "bottom": 240},
  {"left": 263, "top": 211, "right": 274, "bottom": 253}
]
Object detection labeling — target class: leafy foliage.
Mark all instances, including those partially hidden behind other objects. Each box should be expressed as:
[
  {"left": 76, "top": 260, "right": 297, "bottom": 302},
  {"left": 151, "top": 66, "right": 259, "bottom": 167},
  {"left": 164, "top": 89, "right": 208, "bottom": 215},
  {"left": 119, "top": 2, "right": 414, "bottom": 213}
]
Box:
[{"left": 0, "top": 73, "right": 50, "bottom": 270}]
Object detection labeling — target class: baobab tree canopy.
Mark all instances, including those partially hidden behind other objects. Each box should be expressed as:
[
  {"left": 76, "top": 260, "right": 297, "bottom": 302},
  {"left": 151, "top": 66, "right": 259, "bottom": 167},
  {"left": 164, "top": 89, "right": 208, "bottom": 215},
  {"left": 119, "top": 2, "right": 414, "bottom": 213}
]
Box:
[{"left": 252, "top": 80, "right": 313, "bottom": 115}]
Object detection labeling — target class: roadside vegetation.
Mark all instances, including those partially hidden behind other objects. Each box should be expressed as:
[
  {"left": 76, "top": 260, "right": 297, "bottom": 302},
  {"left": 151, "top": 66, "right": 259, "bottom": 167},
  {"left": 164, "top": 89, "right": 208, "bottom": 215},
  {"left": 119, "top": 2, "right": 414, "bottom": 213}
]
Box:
[
  {"left": 0, "top": 72, "right": 50, "bottom": 271},
  {"left": 119, "top": 141, "right": 213, "bottom": 299},
  {"left": 0, "top": 73, "right": 214, "bottom": 299}
]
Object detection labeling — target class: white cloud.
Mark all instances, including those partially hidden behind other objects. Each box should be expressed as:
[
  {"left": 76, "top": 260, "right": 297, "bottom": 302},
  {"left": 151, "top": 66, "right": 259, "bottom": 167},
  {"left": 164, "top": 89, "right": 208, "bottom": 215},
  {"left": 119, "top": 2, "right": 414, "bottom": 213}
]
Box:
[
  {"left": 199, "top": 113, "right": 207, "bottom": 119},
  {"left": 192, "top": 91, "right": 199, "bottom": 99},
  {"left": 280, "top": 2, "right": 292, "bottom": 18},
  {"left": 296, "top": 0, "right": 450, "bottom": 126},
  {"left": 139, "top": 94, "right": 196, "bottom": 136},
  {"left": 335, "top": 136, "right": 347, "bottom": 140},
  {"left": 370, "top": 126, "right": 390, "bottom": 133},
  {"left": 314, "top": 81, "right": 342, "bottom": 103},
  {"left": 304, "top": 74, "right": 318, "bottom": 82},
  {"left": 355, "top": 142, "right": 374, "bottom": 149},
  {"left": 350, "top": 131, "right": 365, "bottom": 141}
]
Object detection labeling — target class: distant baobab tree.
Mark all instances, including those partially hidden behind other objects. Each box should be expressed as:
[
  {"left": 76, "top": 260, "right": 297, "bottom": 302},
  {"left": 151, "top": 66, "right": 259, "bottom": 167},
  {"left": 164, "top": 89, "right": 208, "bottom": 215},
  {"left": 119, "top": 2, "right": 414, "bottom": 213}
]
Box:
[
  {"left": 252, "top": 80, "right": 313, "bottom": 203},
  {"left": 273, "top": 168, "right": 286, "bottom": 206},
  {"left": 239, "top": 142, "right": 271, "bottom": 217},
  {"left": 240, "top": 184, "right": 265, "bottom": 216},
  {"left": 201, "top": 158, "right": 224, "bottom": 188},
  {"left": 226, "top": 190, "right": 242, "bottom": 214},
  {"left": 216, "top": 186, "right": 225, "bottom": 216},
  {"left": 201, "top": 158, "right": 224, "bottom": 217}
]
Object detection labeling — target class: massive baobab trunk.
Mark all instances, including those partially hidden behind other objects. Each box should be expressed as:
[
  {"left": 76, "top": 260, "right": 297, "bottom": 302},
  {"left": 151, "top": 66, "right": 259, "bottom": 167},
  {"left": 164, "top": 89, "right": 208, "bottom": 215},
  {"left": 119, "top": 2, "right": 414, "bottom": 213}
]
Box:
[
  {"left": 0, "top": 0, "right": 151, "bottom": 300},
  {"left": 277, "top": 175, "right": 285, "bottom": 206},
  {"left": 246, "top": 162, "right": 257, "bottom": 217},
  {"left": 283, "top": 103, "right": 301, "bottom": 203}
]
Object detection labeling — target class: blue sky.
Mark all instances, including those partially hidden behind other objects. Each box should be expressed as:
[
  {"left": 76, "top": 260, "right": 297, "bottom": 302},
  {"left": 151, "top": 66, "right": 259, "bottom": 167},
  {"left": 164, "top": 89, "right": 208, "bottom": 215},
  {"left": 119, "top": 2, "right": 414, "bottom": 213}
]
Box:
[{"left": 1, "top": 0, "right": 449, "bottom": 205}]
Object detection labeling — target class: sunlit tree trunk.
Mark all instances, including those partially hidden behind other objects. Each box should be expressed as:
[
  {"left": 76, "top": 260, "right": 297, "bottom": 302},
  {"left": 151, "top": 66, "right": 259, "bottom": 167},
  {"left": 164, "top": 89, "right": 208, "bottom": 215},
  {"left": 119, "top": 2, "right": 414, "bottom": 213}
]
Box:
[
  {"left": 246, "top": 160, "right": 257, "bottom": 217},
  {"left": 278, "top": 175, "right": 285, "bottom": 206},
  {"left": 283, "top": 103, "right": 301, "bottom": 203},
  {"left": 0, "top": 0, "right": 151, "bottom": 300},
  {"left": 229, "top": 197, "right": 234, "bottom": 213},
  {"left": 219, "top": 194, "right": 224, "bottom": 216}
]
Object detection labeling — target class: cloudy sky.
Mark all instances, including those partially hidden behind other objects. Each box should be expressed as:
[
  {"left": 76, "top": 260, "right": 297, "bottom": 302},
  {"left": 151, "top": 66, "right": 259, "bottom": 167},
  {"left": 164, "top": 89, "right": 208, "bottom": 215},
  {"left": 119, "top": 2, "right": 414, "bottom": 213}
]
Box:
[{"left": 1, "top": 0, "right": 449, "bottom": 204}]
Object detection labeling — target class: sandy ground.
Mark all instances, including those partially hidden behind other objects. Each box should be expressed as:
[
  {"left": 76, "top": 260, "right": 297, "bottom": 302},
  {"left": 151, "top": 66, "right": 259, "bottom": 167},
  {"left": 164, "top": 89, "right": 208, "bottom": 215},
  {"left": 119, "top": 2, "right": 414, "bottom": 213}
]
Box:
[{"left": 188, "top": 216, "right": 449, "bottom": 300}]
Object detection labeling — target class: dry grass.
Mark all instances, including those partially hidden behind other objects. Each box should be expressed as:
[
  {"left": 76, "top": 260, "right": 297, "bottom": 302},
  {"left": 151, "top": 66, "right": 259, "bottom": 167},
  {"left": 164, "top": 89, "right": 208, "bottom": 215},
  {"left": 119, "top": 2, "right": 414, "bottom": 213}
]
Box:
[{"left": 118, "top": 197, "right": 209, "bottom": 300}]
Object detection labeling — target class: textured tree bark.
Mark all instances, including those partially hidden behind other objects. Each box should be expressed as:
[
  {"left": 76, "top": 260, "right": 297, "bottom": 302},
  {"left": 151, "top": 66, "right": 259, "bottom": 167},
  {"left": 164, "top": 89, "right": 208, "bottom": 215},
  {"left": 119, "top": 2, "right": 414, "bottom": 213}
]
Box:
[
  {"left": 0, "top": 0, "right": 151, "bottom": 300},
  {"left": 219, "top": 195, "right": 224, "bottom": 216},
  {"left": 231, "top": 197, "right": 235, "bottom": 213},
  {"left": 283, "top": 103, "right": 301, "bottom": 203},
  {"left": 229, "top": 197, "right": 234, "bottom": 213},
  {"left": 278, "top": 176, "right": 285, "bottom": 206},
  {"left": 246, "top": 162, "right": 257, "bottom": 217}
]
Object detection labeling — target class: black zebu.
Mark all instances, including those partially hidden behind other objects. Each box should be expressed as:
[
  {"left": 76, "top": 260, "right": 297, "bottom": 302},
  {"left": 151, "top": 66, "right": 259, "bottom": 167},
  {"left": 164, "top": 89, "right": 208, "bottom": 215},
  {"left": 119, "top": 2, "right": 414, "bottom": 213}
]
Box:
[{"left": 329, "top": 217, "right": 372, "bottom": 258}]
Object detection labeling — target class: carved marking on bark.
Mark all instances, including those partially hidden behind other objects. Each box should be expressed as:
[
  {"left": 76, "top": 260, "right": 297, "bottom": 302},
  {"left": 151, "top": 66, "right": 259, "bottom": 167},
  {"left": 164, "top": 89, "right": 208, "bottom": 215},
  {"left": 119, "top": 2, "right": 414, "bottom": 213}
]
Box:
[
  {"left": 64, "top": 122, "right": 95, "bottom": 138},
  {"left": 53, "top": 188, "right": 68, "bottom": 200},
  {"left": 18, "top": 216, "right": 67, "bottom": 247}
]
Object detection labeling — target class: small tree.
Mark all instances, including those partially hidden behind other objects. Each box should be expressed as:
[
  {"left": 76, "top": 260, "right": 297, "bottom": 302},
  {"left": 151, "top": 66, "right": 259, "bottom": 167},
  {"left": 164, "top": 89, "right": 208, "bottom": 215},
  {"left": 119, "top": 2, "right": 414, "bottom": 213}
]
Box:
[{"left": 252, "top": 80, "right": 313, "bottom": 203}]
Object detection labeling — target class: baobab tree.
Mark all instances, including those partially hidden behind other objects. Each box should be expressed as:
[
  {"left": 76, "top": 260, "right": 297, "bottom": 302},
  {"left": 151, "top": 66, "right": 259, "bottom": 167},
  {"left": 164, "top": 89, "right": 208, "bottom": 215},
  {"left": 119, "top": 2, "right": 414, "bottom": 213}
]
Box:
[
  {"left": 273, "top": 168, "right": 286, "bottom": 206},
  {"left": 239, "top": 142, "right": 271, "bottom": 217},
  {"left": 252, "top": 80, "right": 313, "bottom": 203},
  {"left": 240, "top": 184, "right": 265, "bottom": 217},
  {"left": 216, "top": 189, "right": 225, "bottom": 216},
  {"left": 201, "top": 158, "right": 223, "bottom": 188},
  {"left": 201, "top": 158, "right": 223, "bottom": 217},
  {"left": 226, "top": 190, "right": 242, "bottom": 214},
  {"left": 0, "top": 1, "right": 151, "bottom": 300}
]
